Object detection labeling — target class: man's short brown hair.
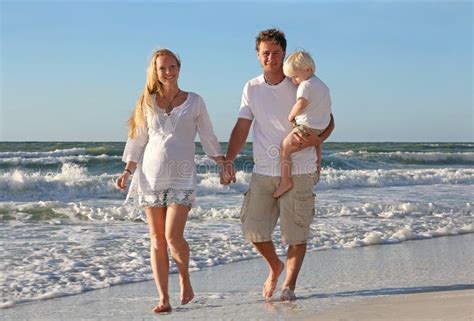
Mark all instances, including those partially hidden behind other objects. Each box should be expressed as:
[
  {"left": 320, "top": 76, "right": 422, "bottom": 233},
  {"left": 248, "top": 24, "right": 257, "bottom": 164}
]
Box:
[{"left": 255, "top": 28, "right": 287, "bottom": 52}]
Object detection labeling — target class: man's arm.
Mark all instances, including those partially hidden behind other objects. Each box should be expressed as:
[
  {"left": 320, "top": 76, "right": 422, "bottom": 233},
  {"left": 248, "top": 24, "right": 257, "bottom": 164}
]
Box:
[
  {"left": 221, "top": 118, "right": 252, "bottom": 184},
  {"left": 226, "top": 118, "right": 252, "bottom": 161},
  {"left": 295, "top": 113, "right": 335, "bottom": 148},
  {"left": 318, "top": 113, "right": 335, "bottom": 142}
]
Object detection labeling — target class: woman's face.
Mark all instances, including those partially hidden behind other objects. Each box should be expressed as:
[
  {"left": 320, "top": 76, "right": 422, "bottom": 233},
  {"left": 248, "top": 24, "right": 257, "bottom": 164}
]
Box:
[{"left": 155, "top": 55, "right": 180, "bottom": 86}]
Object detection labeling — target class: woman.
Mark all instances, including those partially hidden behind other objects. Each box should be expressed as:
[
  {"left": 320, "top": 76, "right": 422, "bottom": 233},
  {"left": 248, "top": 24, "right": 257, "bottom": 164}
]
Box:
[{"left": 116, "top": 49, "right": 224, "bottom": 313}]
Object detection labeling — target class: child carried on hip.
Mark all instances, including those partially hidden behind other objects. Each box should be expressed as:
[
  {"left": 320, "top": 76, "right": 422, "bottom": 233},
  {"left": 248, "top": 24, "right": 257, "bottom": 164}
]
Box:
[{"left": 273, "top": 50, "right": 332, "bottom": 198}]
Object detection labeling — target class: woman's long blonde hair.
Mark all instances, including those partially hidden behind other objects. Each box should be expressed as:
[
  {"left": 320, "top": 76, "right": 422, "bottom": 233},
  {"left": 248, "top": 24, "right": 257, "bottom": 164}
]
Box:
[{"left": 128, "top": 49, "right": 181, "bottom": 138}]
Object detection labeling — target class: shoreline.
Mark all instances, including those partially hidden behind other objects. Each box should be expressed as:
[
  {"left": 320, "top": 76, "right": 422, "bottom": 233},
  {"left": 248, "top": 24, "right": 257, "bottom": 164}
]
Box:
[{"left": 3, "top": 234, "right": 474, "bottom": 320}]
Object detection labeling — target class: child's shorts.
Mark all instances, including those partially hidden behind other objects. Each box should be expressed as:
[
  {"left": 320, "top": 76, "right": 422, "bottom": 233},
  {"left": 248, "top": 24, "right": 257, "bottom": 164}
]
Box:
[{"left": 292, "top": 123, "right": 323, "bottom": 137}]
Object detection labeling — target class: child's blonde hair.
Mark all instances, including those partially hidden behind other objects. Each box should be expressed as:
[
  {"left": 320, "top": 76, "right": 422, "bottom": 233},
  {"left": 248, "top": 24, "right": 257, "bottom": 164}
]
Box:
[{"left": 283, "top": 51, "right": 316, "bottom": 77}]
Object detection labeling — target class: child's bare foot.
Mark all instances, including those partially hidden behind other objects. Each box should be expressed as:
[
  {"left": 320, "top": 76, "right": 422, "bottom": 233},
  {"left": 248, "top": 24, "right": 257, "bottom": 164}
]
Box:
[
  {"left": 273, "top": 180, "right": 293, "bottom": 198},
  {"left": 152, "top": 301, "right": 172, "bottom": 313},
  {"left": 180, "top": 277, "right": 194, "bottom": 305},
  {"left": 262, "top": 260, "right": 285, "bottom": 299}
]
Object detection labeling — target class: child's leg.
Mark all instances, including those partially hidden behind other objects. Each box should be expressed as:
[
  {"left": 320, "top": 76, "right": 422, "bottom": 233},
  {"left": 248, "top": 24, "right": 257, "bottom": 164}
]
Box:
[
  {"left": 273, "top": 131, "right": 303, "bottom": 198},
  {"left": 316, "top": 145, "right": 322, "bottom": 173}
]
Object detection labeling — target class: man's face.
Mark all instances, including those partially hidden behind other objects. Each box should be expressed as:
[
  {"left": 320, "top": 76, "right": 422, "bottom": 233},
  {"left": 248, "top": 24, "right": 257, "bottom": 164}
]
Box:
[{"left": 257, "top": 41, "right": 285, "bottom": 74}]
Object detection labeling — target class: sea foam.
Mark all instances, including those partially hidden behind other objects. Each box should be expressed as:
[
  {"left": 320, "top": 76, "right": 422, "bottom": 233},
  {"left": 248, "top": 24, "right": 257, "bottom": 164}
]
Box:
[{"left": 1, "top": 164, "right": 473, "bottom": 202}]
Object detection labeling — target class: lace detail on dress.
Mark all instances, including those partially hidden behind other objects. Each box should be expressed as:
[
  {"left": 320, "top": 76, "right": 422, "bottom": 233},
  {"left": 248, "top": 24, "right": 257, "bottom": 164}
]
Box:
[
  {"left": 154, "top": 96, "right": 188, "bottom": 136},
  {"left": 156, "top": 111, "right": 180, "bottom": 135},
  {"left": 138, "top": 188, "right": 195, "bottom": 207}
]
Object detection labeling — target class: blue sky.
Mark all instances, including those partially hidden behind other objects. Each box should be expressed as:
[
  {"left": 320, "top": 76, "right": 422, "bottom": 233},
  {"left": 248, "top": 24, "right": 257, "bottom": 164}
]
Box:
[{"left": 1, "top": 1, "right": 472, "bottom": 142}]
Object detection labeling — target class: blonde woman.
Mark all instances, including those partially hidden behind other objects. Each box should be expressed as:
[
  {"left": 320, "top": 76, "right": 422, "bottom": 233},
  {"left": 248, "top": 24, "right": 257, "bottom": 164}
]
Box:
[{"left": 116, "top": 49, "right": 224, "bottom": 313}]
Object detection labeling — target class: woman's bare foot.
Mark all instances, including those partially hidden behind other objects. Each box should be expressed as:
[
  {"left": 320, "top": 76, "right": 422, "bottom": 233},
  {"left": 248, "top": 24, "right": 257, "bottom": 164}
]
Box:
[
  {"left": 273, "top": 180, "right": 293, "bottom": 198},
  {"left": 262, "top": 260, "right": 285, "bottom": 299},
  {"left": 152, "top": 301, "right": 172, "bottom": 313},
  {"left": 180, "top": 277, "right": 194, "bottom": 305}
]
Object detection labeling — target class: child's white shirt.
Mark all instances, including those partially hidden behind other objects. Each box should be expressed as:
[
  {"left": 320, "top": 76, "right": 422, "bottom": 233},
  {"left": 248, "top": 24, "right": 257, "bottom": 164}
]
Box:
[{"left": 295, "top": 76, "right": 332, "bottom": 130}]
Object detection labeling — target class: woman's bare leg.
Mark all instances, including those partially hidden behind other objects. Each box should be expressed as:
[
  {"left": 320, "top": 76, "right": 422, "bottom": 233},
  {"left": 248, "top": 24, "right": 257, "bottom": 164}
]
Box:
[
  {"left": 165, "top": 204, "right": 194, "bottom": 305},
  {"left": 146, "top": 207, "right": 172, "bottom": 313}
]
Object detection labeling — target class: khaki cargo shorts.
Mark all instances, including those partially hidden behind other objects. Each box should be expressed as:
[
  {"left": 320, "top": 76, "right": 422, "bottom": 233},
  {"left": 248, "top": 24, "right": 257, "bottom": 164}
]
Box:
[{"left": 240, "top": 172, "right": 319, "bottom": 245}]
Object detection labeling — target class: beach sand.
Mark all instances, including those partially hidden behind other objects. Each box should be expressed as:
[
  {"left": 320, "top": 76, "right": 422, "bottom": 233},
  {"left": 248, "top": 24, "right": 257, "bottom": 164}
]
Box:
[
  {"left": 3, "top": 233, "right": 473, "bottom": 321},
  {"left": 309, "top": 289, "right": 474, "bottom": 321}
]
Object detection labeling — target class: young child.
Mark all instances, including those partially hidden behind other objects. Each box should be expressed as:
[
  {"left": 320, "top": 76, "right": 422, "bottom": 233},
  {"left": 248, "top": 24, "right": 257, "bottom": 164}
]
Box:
[{"left": 273, "top": 51, "right": 332, "bottom": 198}]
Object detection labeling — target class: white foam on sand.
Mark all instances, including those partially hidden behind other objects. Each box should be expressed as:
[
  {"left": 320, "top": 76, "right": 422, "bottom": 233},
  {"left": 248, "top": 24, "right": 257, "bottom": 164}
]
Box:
[
  {"left": 1, "top": 183, "right": 473, "bottom": 308},
  {"left": 2, "top": 234, "right": 473, "bottom": 320}
]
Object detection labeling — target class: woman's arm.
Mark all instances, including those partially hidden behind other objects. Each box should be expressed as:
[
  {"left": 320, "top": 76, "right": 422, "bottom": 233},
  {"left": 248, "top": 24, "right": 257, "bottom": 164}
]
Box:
[{"left": 116, "top": 161, "right": 137, "bottom": 190}]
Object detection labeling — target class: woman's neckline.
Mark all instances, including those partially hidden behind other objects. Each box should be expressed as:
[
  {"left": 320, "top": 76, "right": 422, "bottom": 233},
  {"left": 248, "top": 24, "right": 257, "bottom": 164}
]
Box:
[{"left": 155, "top": 92, "right": 190, "bottom": 114}]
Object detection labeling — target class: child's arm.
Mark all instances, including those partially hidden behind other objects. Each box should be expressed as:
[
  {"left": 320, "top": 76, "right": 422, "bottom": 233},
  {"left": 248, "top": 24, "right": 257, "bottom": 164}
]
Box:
[{"left": 288, "top": 97, "right": 308, "bottom": 122}]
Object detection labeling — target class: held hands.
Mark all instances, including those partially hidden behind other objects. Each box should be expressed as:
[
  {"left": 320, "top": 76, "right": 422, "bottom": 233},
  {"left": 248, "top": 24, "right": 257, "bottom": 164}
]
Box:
[
  {"left": 219, "top": 160, "right": 236, "bottom": 185},
  {"left": 211, "top": 156, "right": 235, "bottom": 185},
  {"left": 115, "top": 171, "right": 131, "bottom": 190}
]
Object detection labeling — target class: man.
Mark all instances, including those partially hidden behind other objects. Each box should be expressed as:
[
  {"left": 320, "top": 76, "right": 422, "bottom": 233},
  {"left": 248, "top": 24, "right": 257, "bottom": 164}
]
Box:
[{"left": 221, "top": 28, "right": 335, "bottom": 301}]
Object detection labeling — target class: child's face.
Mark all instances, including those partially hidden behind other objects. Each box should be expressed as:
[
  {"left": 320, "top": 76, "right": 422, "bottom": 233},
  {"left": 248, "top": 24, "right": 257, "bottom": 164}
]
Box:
[{"left": 291, "top": 68, "right": 312, "bottom": 85}]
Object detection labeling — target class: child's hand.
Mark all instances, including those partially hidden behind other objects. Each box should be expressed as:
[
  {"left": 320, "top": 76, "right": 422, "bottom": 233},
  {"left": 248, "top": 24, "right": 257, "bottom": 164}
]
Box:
[{"left": 288, "top": 115, "right": 295, "bottom": 123}]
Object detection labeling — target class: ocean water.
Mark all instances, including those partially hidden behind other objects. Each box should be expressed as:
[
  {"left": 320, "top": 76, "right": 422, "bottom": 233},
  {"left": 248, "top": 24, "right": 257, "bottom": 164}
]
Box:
[{"left": 1, "top": 141, "right": 473, "bottom": 308}]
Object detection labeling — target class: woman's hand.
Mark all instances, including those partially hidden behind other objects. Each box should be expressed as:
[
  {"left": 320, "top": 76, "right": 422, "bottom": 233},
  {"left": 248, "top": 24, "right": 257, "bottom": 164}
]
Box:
[
  {"left": 116, "top": 171, "right": 131, "bottom": 190},
  {"left": 212, "top": 156, "right": 236, "bottom": 185},
  {"left": 220, "top": 160, "right": 236, "bottom": 185}
]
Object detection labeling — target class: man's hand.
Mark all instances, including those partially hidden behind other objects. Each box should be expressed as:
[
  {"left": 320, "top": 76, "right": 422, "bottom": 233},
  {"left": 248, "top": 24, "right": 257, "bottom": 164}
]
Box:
[
  {"left": 293, "top": 129, "right": 322, "bottom": 149},
  {"left": 219, "top": 160, "right": 236, "bottom": 185}
]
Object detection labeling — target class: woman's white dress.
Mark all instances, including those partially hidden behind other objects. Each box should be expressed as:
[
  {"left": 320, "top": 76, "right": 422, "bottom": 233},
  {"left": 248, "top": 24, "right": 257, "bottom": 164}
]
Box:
[{"left": 122, "top": 92, "right": 222, "bottom": 207}]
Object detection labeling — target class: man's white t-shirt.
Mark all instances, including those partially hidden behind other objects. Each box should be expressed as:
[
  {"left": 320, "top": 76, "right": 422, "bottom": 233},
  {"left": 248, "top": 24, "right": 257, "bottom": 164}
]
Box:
[
  {"left": 295, "top": 76, "right": 332, "bottom": 130},
  {"left": 238, "top": 75, "right": 317, "bottom": 176}
]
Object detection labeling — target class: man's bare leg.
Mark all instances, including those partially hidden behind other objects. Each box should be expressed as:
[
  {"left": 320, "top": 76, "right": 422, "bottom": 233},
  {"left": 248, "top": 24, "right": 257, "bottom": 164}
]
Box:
[
  {"left": 281, "top": 243, "right": 307, "bottom": 301},
  {"left": 253, "top": 241, "right": 285, "bottom": 299}
]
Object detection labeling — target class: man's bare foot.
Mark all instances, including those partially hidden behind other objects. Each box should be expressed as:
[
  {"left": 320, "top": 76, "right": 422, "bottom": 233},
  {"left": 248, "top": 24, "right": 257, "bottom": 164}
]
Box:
[
  {"left": 180, "top": 277, "right": 194, "bottom": 305},
  {"left": 273, "top": 180, "right": 293, "bottom": 198},
  {"left": 152, "top": 302, "right": 172, "bottom": 313},
  {"left": 280, "top": 287, "right": 296, "bottom": 301},
  {"left": 262, "top": 260, "right": 285, "bottom": 299}
]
